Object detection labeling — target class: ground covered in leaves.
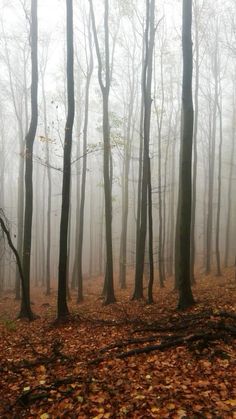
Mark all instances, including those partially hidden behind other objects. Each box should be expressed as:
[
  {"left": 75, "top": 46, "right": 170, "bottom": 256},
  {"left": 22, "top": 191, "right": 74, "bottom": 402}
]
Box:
[{"left": 0, "top": 269, "right": 235, "bottom": 418}]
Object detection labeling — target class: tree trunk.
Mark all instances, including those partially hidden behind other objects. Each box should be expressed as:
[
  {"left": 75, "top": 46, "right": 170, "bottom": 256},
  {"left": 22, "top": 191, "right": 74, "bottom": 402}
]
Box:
[
  {"left": 77, "top": 26, "right": 93, "bottom": 302},
  {"left": 147, "top": 157, "right": 154, "bottom": 304},
  {"left": 19, "top": 0, "right": 38, "bottom": 320},
  {"left": 71, "top": 68, "right": 82, "bottom": 290},
  {"left": 205, "top": 34, "right": 218, "bottom": 275},
  {"left": 190, "top": 1, "right": 200, "bottom": 284},
  {"left": 176, "top": 0, "right": 195, "bottom": 310},
  {"left": 119, "top": 75, "right": 134, "bottom": 289},
  {"left": 41, "top": 68, "right": 52, "bottom": 295},
  {"left": 215, "top": 91, "right": 223, "bottom": 276},
  {"left": 154, "top": 45, "right": 165, "bottom": 288},
  {"left": 89, "top": 0, "right": 116, "bottom": 304},
  {"left": 57, "top": 0, "right": 75, "bottom": 320},
  {"left": 133, "top": 0, "right": 155, "bottom": 300},
  {"left": 224, "top": 91, "right": 235, "bottom": 267}
]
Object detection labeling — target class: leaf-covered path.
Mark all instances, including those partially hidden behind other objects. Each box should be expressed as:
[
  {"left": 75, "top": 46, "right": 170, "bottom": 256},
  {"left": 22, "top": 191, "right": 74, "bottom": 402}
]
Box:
[{"left": 0, "top": 270, "right": 235, "bottom": 418}]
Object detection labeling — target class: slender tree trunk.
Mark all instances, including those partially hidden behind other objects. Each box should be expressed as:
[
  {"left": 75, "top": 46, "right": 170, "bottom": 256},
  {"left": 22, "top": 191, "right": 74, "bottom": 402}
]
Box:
[
  {"left": 41, "top": 167, "right": 46, "bottom": 287},
  {"left": 89, "top": 178, "right": 93, "bottom": 279},
  {"left": 77, "top": 27, "right": 93, "bottom": 302},
  {"left": 71, "top": 72, "right": 82, "bottom": 290},
  {"left": 176, "top": 0, "right": 195, "bottom": 310},
  {"left": 215, "top": 92, "right": 223, "bottom": 276},
  {"left": 224, "top": 91, "right": 235, "bottom": 267},
  {"left": 167, "top": 135, "right": 176, "bottom": 277},
  {"left": 15, "top": 125, "right": 24, "bottom": 300},
  {"left": 41, "top": 70, "right": 52, "bottom": 295},
  {"left": 19, "top": 0, "right": 38, "bottom": 320},
  {"left": 57, "top": 0, "right": 75, "bottom": 320},
  {"left": 119, "top": 83, "right": 134, "bottom": 289},
  {"left": 155, "top": 47, "right": 165, "bottom": 288},
  {"left": 89, "top": 0, "right": 115, "bottom": 304},
  {"left": 34, "top": 163, "right": 39, "bottom": 287},
  {"left": 206, "top": 36, "right": 218, "bottom": 274},
  {"left": 147, "top": 157, "right": 154, "bottom": 303},
  {"left": 99, "top": 190, "right": 104, "bottom": 276},
  {"left": 133, "top": 0, "right": 155, "bottom": 300},
  {"left": 190, "top": 2, "right": 199, "bottom": 284}
]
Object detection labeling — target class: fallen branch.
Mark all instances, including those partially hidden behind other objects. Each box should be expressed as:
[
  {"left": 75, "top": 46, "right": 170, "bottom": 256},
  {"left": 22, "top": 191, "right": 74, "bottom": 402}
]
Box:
[
  {"left": 132, "top": 310, "right": 236, "bottom": 334},
  {"left": 7, "top": 375, "right": 90, "bottom": 410},
  {"left": 89, "top": 318, "right": 236, "bottom": 364},
  {"left": 117, "top": 331, "right": 232, "bottom": 359},
  {"left": 8, "top": 340, "right": 72, "bottom": 371}
]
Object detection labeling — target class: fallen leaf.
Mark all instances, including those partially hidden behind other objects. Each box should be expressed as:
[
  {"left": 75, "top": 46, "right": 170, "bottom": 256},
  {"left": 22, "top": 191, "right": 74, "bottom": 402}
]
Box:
[
  {"left": 166, "top": 403, "right": 176, "bottom": 410},
  {"left": 226, "top": 399, "right": 236, "bottom": 406}
]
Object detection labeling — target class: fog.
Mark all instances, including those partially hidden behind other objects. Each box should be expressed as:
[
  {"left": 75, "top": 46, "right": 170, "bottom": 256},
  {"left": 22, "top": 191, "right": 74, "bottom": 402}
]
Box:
[{"left": 0, "top": 0, "right": 235, "bottom": 305}]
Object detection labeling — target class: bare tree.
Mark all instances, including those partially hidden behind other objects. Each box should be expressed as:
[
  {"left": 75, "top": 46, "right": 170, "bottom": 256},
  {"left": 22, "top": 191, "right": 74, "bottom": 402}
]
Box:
[
  {"left": 215, "top": 87, "right": 223, "bottom": 276},
  {"left": 40, "top": 39, "right": 52, "bottom": 295},
  {"left": 119, "top": 33, "right": 136, "bottom": 289},
  {"left": 57, "top": 0, "right": 75, "bottom": 320},
  {"left": 133, "top": 0, "right": 155, "bottom": 300},
  {"left": 89, "top": 0, "right": 116, "bottom": 304},
  {"left": 19, "top": 0, "right": 38, "bottom": 320},
  {"left": 77, "top": 15, "right": 93, "bottom": 302},
  {"left": 176, "top": 0, "right": 195, "bottom": 310},
  {"left": 205, "top": 20, "right": 219, "bottom": 275},
  {"left": 224, "top": 84, "right": 236, "bottom": 267}
]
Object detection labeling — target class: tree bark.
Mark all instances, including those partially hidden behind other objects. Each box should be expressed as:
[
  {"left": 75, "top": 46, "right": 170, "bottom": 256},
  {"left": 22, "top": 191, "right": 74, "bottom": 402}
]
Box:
[
  {"left": 77, "top": 23, "right": 93, "bottom": 302},
  {"left": 57, "top": 0, "right": 75, "bottom": 319},
  {"left": 133, "top": 0, "right": 155, "bottom": 300},
  {"left": 19, "top": 0, "right": 38, "bottom": 320},
  {"left": 89, "top": 0, "right": 116, "bottom": 304},
  {"left": 224, "top": 90, "right": 235, "bottom": 267},
  {"left": 205, "top": 32, "right": 218, "bottom": 275},
  {"left": 176, "top": 0, "right": 195, "bottom": 310},
  {"left": 190, "top": 0, "right": 200, "bottom": 284},
  {"left": 215, "top": 91, "right": 223, "bottom": 276}
]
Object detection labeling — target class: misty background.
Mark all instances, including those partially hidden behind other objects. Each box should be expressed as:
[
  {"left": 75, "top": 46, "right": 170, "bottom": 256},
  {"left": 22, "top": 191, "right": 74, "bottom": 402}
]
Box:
[{"left": 0, "top": 0, "right": 235, "bottom": 292}]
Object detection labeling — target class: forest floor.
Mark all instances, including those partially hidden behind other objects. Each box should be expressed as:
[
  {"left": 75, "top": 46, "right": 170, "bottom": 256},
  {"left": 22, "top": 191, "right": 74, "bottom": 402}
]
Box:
[{"left": 0, "top": 269, "right": 235, "bottom": 418}]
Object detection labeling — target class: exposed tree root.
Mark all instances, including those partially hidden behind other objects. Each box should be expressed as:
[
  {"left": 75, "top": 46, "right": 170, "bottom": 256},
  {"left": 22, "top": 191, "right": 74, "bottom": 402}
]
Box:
[
  {"left": 89, "top": 311, "right": 236, "bottom": 364},
  {"left": 2, "top": 339, "right": 72, "bottom": 372},
  {"left": 6, "top": 375, "right": 91, "bottom": 410}
]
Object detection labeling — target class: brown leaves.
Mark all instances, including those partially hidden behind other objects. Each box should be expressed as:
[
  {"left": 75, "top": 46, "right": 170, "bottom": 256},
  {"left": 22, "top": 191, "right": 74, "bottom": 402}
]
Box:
[{"left": 0, "top": 273, "right": 235, "bottom": 417}]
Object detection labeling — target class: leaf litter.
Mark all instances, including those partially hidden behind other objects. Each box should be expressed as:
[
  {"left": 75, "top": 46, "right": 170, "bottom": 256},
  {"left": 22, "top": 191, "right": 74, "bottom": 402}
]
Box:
[{"left": 0, "top": 269, "right": 235, "bottom": 418}]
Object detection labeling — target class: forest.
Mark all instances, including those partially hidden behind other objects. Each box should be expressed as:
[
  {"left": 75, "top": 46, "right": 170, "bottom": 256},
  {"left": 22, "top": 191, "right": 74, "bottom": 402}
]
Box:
[{"left": 0, "top": 0, "right": 235, "bottom": 417}]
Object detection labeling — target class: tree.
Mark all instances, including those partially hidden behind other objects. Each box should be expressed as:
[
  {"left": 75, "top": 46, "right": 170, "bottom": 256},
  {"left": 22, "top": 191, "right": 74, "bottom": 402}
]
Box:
[
  {"left": 224, "top": 84, "right": 236, "bottom": 268},
  {"left": 190, "top": 0, "right": 201, "bottom": 284},
  {"left": 133, "top": 0, "right": 155, "bottom": 300},
  {"left": 19, "top": 0, "right": 38, "bottom": 320},
  {"left": 77, "top": 15, "right": 93, "bottom": 302},
  {"left": 205, "top": 20, "right": 218, "bottom": 275},
  {"left": 89, "top": 0, "right": 116, "bottom": 304},
  {"left": 154, "top": 32, "right": 166, "bottom": 288},
  {"left": 57, "top": 0, "right": 75, "bottom": 320},
  {"left": 119, "top": 30, "right": 137, "bottom": 290},
  {"left": 176, "top": 0, "right": 195, "bottom": 310},
  {"left": 40, "top": 43, "right": 52, "bottom": 295},
  {"left": 215, "top": 86, "right": 223, "bottom": 276}
]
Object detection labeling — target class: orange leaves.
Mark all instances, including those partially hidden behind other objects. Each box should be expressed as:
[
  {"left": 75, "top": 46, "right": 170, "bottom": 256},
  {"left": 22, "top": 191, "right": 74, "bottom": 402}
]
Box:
[
  {"left": 226, "top": 400, "right": 236, "bottom": 407},
  {"left": 166, "top": 402, "right": 176, "bottom": 410},
  {"left": 0, "top": 274, "right": 236, "bottom": 418}
]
